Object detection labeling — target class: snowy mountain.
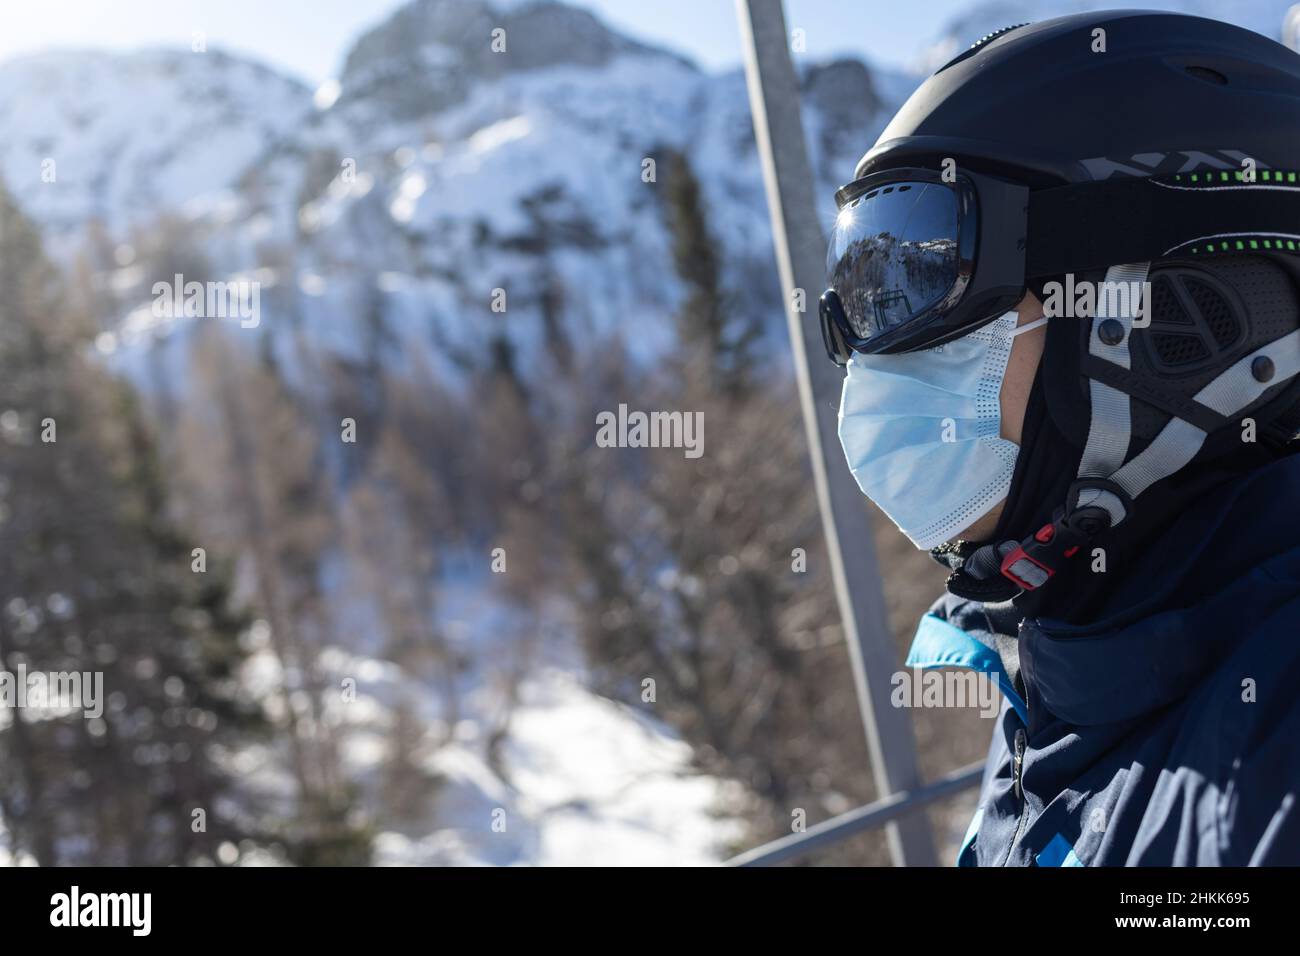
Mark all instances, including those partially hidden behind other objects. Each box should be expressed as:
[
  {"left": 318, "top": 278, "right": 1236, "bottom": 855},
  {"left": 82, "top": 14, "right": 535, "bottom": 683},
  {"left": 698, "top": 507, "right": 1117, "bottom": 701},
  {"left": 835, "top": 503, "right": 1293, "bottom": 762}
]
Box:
[
  {"left": 334, "top": 0, "right": 696, "bottom": 125},
  {"left": 0, "top": 48, "right": 314, "bottom": 236},
  {"left": 0, "top": 0, "right": 900, "bottom": 388}
]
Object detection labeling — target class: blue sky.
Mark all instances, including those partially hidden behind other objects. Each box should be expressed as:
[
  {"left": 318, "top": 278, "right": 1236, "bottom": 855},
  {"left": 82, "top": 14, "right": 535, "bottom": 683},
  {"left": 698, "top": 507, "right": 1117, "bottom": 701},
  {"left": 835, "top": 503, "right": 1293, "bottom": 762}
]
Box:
[
  {"left": 0, "top": 0, "right": 973, "bottom": 85},
  {"left": 573, "top": 0, "right": 974, "bottom": 73}
]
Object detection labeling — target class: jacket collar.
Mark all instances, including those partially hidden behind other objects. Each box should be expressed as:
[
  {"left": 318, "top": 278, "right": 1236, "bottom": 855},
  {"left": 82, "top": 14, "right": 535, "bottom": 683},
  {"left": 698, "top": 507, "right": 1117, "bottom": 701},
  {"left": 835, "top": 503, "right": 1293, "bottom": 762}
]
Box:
[{"left": 1018, "top": 453, "right": 1300, "bottom": 725}]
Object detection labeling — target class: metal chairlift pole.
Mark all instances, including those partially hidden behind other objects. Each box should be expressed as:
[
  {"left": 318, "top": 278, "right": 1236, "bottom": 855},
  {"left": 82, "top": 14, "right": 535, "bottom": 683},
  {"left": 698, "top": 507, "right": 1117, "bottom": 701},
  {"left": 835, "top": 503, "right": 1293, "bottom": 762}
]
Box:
[{"left": 735, "top": 0, "right": 938, "bottom": 866}]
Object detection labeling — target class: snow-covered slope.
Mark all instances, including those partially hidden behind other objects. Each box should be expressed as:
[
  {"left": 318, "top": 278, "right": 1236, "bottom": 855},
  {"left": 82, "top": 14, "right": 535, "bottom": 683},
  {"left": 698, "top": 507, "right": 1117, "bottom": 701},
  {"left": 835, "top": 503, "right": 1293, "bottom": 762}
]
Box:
[
  {"left": 370, "top": 665, "right": 743, "bottom": 866},
  {"left": 0, "top": 48, "right": 314, "bottom": 236},
  {"left": 227, "top": 572, "right": 745, "bottom": 866}
]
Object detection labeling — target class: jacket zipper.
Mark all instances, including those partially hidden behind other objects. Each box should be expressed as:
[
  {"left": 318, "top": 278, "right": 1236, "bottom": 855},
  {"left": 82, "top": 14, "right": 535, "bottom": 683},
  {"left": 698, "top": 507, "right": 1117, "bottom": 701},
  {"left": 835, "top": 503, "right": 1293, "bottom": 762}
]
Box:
[{"left": 1001, "top": 727, "right": 1028, "bottom": 866}]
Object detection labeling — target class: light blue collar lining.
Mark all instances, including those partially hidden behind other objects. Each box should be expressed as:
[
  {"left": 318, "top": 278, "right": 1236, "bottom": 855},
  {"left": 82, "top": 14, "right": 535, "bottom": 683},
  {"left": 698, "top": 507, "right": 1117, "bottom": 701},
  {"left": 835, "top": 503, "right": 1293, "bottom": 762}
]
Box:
[
  {"left": 905, "top": 613, "right": 1029, "bottom": 724},
  {"left": 1036, "top": 832, "right": 1084, "bottom": 867},
  {"left": 956, "top": 806, "right": 984, "bottom": 867}
]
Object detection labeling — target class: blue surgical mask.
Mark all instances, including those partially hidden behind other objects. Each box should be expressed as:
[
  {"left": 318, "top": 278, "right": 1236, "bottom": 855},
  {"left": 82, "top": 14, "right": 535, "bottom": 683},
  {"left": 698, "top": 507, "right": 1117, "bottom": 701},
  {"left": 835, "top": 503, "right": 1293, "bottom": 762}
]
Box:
[{"left": 837, "top": 311, "right": 1046, "bottom": 549}]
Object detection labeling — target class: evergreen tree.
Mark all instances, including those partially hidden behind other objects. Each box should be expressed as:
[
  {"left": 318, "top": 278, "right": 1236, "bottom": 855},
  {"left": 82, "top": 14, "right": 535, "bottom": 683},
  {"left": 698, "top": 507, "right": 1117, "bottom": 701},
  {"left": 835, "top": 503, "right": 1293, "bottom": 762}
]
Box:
[
  {"left": 176, "top": 324, "right": 372, "bottom": 866},
  {"left": 662, "top": 148, "right": 754, "bottom": 390},
  {"left": 0, "top": 180, "right": 270, "bottom": 865}
]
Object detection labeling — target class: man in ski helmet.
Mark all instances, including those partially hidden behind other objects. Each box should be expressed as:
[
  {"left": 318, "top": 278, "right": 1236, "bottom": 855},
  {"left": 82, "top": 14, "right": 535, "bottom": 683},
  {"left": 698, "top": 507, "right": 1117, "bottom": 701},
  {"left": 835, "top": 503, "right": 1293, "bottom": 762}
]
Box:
[{"left": 825, "top": 10, "right": 1300, "bottom": 865}]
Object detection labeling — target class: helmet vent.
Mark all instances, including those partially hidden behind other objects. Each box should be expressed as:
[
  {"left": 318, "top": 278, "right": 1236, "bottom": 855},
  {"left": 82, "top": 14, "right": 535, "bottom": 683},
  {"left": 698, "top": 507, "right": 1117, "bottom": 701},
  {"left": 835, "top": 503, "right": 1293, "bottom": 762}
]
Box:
[
  {"left": 970, "top": 23, "right": 1030, "bottom": 51},
  {"left": 1149, "top": 276, "right": 1192, "bottom": 325},
  {"left": 1142, "top": 269, "right": 1245, "bottom": 373},
  {"left": 1185, "top": 65, "right": 1228, "bottom": 86},
  {"left": 1184, "top": 278, "right": 1240, "bottom": 347},
  {"left": 935, "top": 23, "right": 1028, "bottom": 73},
  {"left": 1151, "top": 332, "right": 1210, "bottom": 366}
]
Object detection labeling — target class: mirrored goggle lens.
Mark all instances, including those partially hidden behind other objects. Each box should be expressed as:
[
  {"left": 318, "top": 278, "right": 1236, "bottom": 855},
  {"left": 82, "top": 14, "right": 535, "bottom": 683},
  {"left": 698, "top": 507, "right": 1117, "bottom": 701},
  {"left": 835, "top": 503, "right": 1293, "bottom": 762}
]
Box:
[{"left": 825, "top": 181, "right": 961, "bottom": 344}]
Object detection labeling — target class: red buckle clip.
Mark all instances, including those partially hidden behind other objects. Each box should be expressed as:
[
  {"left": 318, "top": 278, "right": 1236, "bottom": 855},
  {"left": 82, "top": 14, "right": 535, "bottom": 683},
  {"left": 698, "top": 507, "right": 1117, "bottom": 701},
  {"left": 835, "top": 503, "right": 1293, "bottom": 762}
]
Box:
[
  {"left": 1000, "top": 513, "right": 1101, "bottom": 591},
  {"left": 1000, "top": 545, "right": 1053, "bottom": 590},
  {"left": 1000, "top": 482, "right": 1125, "bottom": 592}
]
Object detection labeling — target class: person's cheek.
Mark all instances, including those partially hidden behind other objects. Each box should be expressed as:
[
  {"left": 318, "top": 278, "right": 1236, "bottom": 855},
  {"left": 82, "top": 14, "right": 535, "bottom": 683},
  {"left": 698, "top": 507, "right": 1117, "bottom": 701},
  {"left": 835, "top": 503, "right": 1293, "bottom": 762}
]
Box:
[{"left": 1000, "top": 300, "right": 1048, "bottom": 446}]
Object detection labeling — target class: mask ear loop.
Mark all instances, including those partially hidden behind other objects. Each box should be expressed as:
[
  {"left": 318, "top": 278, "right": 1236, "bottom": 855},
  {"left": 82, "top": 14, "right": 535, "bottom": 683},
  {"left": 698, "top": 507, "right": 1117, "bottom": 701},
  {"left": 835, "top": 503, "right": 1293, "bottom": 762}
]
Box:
[{"left": 1010, "top": 314, "right": 1049, "bottom": 338}]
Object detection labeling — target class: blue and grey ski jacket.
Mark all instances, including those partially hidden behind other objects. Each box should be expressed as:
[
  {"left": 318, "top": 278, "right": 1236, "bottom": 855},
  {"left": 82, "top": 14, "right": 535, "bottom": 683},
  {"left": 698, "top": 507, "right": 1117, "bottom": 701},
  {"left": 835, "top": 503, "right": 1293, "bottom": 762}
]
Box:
[{"left": 910, "top": 453, "right": 1300, "bottom": 866}]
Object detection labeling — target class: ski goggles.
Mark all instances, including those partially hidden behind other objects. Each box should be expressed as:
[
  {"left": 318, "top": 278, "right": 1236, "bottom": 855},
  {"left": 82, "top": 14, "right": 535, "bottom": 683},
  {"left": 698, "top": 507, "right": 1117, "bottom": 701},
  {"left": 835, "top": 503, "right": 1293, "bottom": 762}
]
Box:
[
  {"left": 819, "top": 164, "right": 1300, "bottom": 363},
  {"left": 820, "top": 167, "right": 1028, "bottom": 362}
]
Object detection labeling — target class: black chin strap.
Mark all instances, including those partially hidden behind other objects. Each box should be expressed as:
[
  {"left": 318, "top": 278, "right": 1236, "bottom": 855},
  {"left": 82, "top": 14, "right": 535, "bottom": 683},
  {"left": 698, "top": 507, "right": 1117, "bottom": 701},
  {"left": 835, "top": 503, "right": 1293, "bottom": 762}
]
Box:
[
  {"left": 947, "top": 263, "right": 1151, "bottom": 601},
  {"left": 948, "top": 254, "right": 1300, "bottom": 605}
]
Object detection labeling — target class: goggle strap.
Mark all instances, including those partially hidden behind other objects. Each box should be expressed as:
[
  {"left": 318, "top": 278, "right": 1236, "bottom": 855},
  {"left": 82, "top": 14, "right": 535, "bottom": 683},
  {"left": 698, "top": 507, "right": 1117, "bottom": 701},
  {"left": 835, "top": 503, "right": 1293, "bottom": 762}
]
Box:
[{"left": 1026, "top": 173, "right": 1300, "bottom": 276}]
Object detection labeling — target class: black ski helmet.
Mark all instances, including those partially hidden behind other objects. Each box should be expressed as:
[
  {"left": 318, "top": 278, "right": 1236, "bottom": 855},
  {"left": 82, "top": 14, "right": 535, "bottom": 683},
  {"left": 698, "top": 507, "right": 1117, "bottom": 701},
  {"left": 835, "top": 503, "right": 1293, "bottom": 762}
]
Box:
[
  {"left": 858, "top": 10, "right": 1300, "bottom": 187},
  {"left": 848, "top": 10, "right": 1300, "bottom": 595}
]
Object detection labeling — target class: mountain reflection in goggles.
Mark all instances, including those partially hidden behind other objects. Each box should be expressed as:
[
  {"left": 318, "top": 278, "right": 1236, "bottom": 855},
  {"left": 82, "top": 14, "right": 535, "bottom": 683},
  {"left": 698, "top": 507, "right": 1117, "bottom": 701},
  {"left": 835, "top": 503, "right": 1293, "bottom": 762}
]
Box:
[{"left": 825, "top": 182, "right": 960, "bottom": 342}]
